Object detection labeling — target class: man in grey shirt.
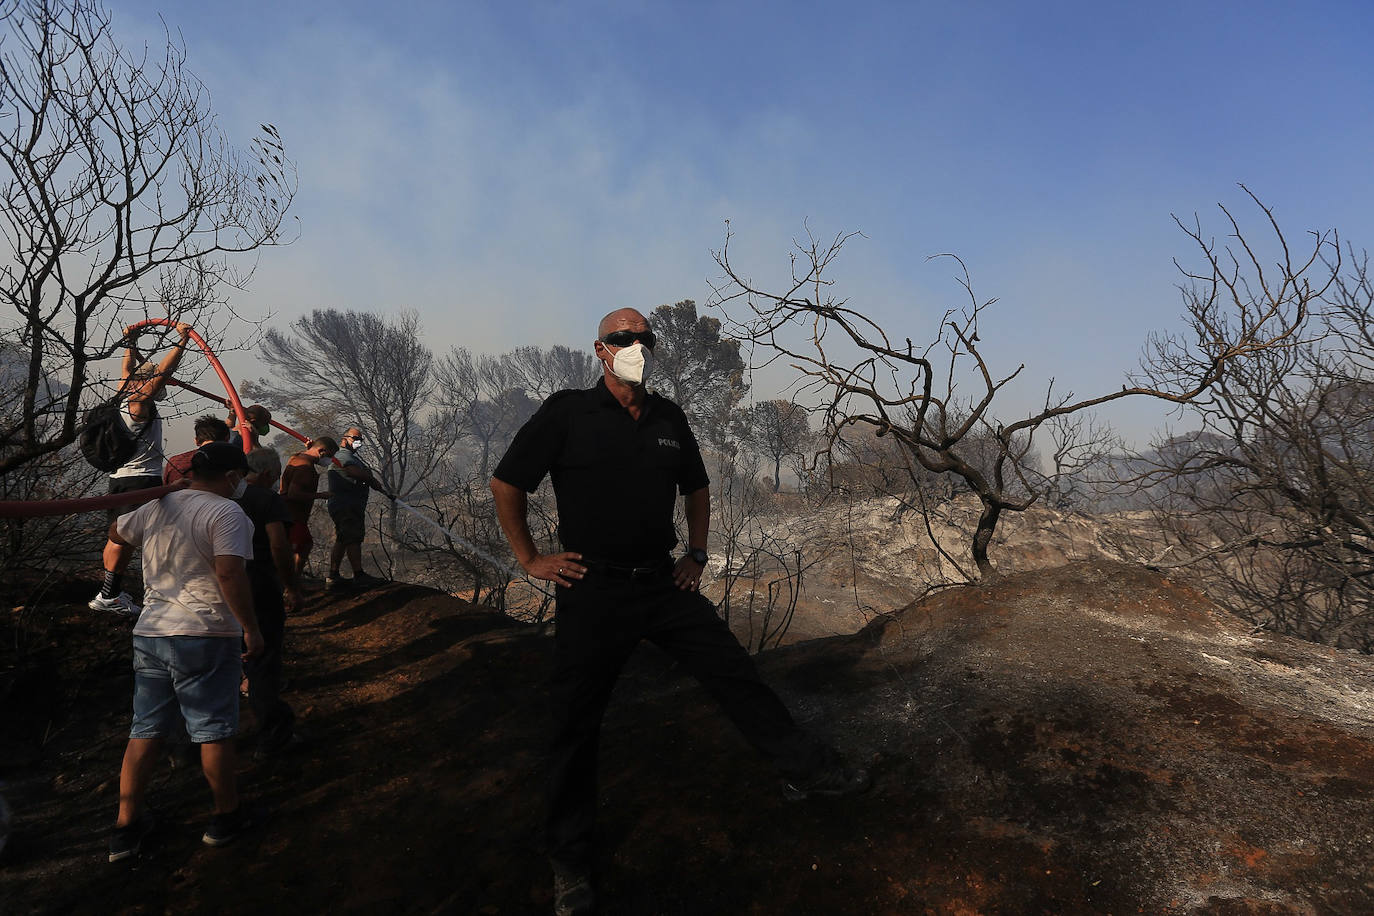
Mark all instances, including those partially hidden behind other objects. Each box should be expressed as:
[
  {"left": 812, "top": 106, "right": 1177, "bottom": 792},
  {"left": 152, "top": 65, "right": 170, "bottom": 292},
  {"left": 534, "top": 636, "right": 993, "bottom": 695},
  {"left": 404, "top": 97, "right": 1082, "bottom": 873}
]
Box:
[{"left": 325, "top": 427, "right": 390, "bottom": 589}]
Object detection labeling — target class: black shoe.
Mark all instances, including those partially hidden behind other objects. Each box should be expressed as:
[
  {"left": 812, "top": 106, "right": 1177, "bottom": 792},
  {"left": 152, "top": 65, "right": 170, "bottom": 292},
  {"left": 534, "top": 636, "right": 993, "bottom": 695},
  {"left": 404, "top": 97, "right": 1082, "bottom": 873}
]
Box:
[
  {"left": 202, "top": 805, "right": 256, "bottom": 847},
  {"left": 781, "top": 765, "right": 871, "bottom": 802},
  {"left": 553, "top": 869, "right": 596, "bottom": 916},
  {"left": 323, "top": 576, "right": 352, "bottom": 592},
  {"left": 108, "top": 812, "right": 155, "bottom": 863},
  {"left": 351, "top": 571, "right": 385, "bottom": 587}
]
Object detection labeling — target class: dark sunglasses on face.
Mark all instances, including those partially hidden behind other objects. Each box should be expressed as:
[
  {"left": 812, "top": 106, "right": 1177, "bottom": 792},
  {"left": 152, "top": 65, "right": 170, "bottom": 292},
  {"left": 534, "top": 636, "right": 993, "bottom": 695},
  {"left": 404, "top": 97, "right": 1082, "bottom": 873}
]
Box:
[{"left": 600, "top": 329, "right": 656, "bottom": 350}]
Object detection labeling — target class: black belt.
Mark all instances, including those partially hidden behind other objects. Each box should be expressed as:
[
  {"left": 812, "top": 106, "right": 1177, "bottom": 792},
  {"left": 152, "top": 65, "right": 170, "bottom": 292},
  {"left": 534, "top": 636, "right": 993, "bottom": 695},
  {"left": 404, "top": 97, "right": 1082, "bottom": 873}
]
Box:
[{"left": 580, "top": 558, "right": 672, "bottom": 580}]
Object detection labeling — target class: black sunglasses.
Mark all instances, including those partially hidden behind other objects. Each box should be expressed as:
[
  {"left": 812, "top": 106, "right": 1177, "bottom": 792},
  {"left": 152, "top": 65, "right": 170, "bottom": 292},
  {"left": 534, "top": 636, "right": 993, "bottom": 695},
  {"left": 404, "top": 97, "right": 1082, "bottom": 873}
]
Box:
[
  {"left": 599, "top": 325, "right": 656, "bottom": 347},
  {"left": 600, "top": 329, "right": 656, "bottom": 350}
]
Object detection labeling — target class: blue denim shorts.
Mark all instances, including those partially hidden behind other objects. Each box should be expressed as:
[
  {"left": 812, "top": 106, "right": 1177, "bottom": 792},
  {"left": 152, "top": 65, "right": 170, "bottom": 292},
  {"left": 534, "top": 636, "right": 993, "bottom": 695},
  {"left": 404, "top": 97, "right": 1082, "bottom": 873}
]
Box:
[{"left": 130, "top": 635, "right": 241, "bottom": 742}]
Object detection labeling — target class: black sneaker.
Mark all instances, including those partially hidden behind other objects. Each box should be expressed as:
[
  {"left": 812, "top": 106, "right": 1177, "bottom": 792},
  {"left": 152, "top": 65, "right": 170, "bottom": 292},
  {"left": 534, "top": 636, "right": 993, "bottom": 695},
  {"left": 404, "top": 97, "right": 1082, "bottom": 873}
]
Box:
[
  {"left": 553, "top": 869, "right": 596, "bottom": 916},
  {"left": 108, "top": 812, "right": 155, "bottom": 863},
  {"left": 781, "top": 765, "right": 872, "bottom": 802},
  {"left": 323, "top": 576, "right": 351, "bottom": 592},
  {"left": 201, "top": 806, "right": 255, "bottom": 847}
]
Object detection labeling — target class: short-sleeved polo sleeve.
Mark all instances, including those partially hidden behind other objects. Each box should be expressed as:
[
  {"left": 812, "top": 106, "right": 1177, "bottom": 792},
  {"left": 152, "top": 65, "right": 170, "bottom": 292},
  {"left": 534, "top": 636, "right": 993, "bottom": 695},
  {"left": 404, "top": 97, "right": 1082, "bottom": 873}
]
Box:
[
  {"left": 492, "top": 392, "right": 573, "bottom": 492},
  {"left": 265, "top": 491, "right": 292, "bottom": 529},
  {"left": 671, "top": 405, "right": 710, "bottom": 495}
]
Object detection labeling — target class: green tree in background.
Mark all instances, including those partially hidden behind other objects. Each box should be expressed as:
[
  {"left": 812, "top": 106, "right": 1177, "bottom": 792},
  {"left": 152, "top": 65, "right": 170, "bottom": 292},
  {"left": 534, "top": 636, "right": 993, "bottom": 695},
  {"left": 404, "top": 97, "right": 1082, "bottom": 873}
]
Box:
[
  {"left": 649, "top": 300, "right": 749, "bottom": 454},
  {"left": 744, "top": 399, "right": 812, "bottom": 492}
]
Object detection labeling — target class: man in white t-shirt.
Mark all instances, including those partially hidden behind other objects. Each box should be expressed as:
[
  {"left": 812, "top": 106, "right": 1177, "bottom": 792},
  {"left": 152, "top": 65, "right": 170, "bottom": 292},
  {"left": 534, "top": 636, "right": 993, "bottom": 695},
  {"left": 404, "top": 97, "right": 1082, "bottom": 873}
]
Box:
[
  {"left": 90, "top": 321, "right": 194, "bottom": 615},
  {"left": 105, "top": 442, "right": 265, "bottom": 863}
]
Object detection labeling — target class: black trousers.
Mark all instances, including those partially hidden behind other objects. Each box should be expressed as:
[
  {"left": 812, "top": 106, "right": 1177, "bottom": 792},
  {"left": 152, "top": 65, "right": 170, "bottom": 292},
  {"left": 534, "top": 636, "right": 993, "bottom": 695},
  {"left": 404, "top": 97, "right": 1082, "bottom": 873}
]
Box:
[
  {"left": 244, "top": 567, "right": 294, "bottom": 751},
  {"left": 546, "top": 567, "right": 834, "bottom": 874}
]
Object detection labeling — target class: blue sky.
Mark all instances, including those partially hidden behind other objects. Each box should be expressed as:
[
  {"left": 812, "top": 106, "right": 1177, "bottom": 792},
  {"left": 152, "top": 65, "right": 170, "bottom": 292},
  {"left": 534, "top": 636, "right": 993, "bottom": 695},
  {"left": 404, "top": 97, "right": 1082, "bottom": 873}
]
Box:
[{"left": 110, "top": 1, "right": 1374, "bottom": 441}]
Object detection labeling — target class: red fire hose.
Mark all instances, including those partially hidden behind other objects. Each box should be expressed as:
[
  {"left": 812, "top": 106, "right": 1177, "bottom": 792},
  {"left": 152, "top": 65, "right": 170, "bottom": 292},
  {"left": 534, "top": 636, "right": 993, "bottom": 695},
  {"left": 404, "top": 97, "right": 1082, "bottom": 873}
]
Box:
[
  {"left": 0, "top": 319, "right": 307, "bottom": 519},
  {"left": 127, "top": 318, "right": 256, "bottom": 452},
  {"left": 0, "top": 483, "right": 188, "bottom": 519},
  {"left": 167, "top": 378, "right": 309, "bottom": 446}
]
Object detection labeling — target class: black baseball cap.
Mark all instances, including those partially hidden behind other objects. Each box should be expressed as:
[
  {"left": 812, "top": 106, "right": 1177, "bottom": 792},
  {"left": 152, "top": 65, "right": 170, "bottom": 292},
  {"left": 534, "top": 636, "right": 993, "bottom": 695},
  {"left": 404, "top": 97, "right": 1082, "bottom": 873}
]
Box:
[{"left": 191, "top": 441, "right": 250, "bottom": 475}]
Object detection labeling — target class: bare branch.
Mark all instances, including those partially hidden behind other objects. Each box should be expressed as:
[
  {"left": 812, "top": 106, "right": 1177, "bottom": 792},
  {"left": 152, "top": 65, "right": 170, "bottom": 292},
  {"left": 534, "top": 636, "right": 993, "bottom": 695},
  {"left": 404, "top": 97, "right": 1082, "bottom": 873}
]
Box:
[{"left": 0, "top": 0, "right": 295, "bottom": 474}]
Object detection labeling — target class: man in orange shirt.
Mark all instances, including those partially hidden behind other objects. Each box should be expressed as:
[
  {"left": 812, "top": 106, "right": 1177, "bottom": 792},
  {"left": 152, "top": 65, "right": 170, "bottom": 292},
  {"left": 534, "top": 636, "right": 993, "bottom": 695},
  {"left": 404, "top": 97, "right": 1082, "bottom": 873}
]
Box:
[{"left": 279, "top": 437, "right": 338, "bottom": 581}]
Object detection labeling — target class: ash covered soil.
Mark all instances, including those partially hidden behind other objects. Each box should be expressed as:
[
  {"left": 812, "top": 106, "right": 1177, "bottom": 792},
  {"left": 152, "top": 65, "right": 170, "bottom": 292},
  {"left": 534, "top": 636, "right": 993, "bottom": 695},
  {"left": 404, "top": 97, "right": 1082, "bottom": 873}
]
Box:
[{"left": 3, "top": 560, "right": 1373, "bottom": 914}]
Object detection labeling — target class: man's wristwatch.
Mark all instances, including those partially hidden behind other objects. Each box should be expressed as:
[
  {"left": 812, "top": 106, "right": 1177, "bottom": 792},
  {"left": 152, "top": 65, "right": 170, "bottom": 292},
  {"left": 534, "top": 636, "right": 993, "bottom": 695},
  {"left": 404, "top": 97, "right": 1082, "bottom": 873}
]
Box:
[{"left": 687, "top": 548, "right": 708, "bottom": 565}]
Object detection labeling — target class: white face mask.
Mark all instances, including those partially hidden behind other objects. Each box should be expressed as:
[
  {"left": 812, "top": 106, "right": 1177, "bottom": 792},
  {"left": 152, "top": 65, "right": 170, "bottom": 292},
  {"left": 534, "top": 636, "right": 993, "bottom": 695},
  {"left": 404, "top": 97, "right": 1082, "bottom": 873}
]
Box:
[
  {"left": 603, "top": 341, "right": 653, "bottom": 385},
  {"left": 230, "top": 477, "right": 247, "bottom": 500}
]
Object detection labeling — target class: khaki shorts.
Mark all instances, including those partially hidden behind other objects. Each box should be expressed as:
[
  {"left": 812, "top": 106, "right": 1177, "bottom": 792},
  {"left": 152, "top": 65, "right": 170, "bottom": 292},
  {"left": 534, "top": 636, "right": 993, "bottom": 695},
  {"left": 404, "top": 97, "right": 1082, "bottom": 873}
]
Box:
[{"left": 331, "top": 505, "right": 367, "bottom": 546}]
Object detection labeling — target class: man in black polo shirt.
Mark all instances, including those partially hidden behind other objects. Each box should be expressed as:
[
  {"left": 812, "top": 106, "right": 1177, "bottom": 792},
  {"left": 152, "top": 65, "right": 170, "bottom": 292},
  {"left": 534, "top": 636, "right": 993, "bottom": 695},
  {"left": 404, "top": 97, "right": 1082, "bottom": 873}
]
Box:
[{"left": 491, "top": 307, "right": 868, "bottom": 915}]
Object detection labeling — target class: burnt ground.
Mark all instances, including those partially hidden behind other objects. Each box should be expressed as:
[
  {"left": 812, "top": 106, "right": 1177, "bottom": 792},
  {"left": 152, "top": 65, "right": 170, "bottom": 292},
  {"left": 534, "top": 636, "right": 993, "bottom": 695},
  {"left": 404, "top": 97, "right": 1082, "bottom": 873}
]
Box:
[{"left": 2, "top": 559, "right": 1373, "bottom": 914}]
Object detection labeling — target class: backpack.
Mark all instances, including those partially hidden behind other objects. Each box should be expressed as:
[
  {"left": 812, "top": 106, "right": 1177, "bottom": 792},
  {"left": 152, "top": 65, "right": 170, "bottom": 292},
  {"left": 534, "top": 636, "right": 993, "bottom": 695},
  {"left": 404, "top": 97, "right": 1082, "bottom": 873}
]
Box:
[{"left": 79, "top": 397, "right": 155, "bottom": 472}]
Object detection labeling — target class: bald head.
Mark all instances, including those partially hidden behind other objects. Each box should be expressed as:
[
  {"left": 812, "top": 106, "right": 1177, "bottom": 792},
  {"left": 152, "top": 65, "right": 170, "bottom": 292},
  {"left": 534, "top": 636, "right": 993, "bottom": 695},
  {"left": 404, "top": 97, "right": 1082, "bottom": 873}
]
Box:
[{"left": 597, "top": 308, "right": 649, "bottom": 340}]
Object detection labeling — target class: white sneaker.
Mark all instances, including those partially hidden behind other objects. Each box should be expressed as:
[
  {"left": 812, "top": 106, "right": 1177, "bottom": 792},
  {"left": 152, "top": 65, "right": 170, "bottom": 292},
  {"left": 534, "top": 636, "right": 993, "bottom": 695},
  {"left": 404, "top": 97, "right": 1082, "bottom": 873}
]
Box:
[{"left": 89, "top": 592, "right": 142, "bottom": 616}]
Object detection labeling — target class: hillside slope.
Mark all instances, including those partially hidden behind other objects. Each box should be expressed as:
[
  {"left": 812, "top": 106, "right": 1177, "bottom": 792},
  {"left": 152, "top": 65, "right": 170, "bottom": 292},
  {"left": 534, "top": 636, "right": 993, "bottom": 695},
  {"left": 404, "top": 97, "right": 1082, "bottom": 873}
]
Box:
[
  {"left": 2, "top": 561, "right": 1372, "bottom": 914},
  {"left": 711, "top": 496, "right": 1162, "bottom": 646}
]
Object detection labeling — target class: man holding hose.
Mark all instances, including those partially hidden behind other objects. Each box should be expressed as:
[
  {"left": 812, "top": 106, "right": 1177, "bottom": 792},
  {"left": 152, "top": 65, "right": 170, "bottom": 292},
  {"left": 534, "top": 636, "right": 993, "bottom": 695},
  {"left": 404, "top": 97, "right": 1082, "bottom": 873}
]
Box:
[{"left": 90, "top": 321, "right": 193, "bottom": 615}]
